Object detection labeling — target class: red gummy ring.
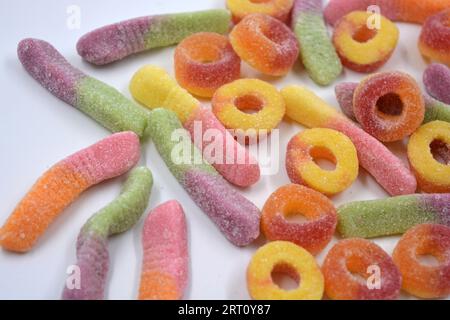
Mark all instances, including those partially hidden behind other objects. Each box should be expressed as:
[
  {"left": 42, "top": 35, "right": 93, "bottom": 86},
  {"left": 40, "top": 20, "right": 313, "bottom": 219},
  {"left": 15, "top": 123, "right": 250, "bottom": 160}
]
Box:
[
  {"left": 322, "top": 238, "right": 402, "bottom": 300},
  {"left": 419, "top": 9, "right": 450, "bottom": 66},
  {"left": 174, "top": 32, "right": 241, "bottom": 98}
]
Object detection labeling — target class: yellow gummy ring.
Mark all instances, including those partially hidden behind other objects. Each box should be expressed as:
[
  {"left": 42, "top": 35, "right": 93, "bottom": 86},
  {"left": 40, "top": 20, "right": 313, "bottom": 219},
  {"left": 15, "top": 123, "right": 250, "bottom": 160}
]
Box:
[
  {"left": 247, "top": 241, "right": 324, "bottom": 300},
  {"left": 226, "top": 0, "right": 294, "bottom": 23},
  {"left": 408, "top": 120, "right": 450, "bottom": 193},
  {"left": 286, "top": 128, "right": 359, "bottom": 195},
  {"left": 212, "top": 79, "right": 285, "bottom": 139}
]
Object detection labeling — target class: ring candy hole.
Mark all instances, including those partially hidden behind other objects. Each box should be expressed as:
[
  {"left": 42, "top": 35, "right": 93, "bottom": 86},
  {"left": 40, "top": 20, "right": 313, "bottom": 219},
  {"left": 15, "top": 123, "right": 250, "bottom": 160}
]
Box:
[
  {"left": 310, "top": 146, "right": 337, "bottom": 171},
  {"left": 376, "top": 93, "right": 404, "bottom": 119},
  {"left": 188, "top": 44, "right": 222, "bottom": 64},
  {"left": 271, "top": 263, "right": 300, "bottom": 291},
  {"left": 234, "top": 94, "right": 264, "bottom": 114},
  {"left": 345, "top": 254, "right": 369, "bottom": 285},
  {"left": 352, "top": 25, "right": 377, "bottom": 43},
  {"left": 430, "top": 139, "right": 450, "bottom": 165}
]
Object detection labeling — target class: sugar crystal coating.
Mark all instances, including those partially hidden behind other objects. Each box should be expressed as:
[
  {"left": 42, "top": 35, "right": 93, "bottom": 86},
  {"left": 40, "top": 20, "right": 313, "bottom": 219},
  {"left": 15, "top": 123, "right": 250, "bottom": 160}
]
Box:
[
  {"left": 147, "top": 108, "right": 260, "bottom": 247},
  {"left": 337, "top": 194, "right": 450, "bottom": 238},
  {"left": 281, "top": 85, "right": 417, "bottom": 196},
  {"left": 230, "top": 13, "right": 299, "bottom": 76},
  {"left": 292, "top": 0, "right": 342, "bottom": 85},
  {"left": 247, "top": 241, "right": 324, "bottom": 300},
  {"left": 0, "top": 132, "right": 141, "bottom": 252},
  {"left": 335, "top": 82, "right": 358, "bottom": 120},
  {"left": 77, "top": 10, "right": 231, "bottom": 65},
  {"left": 62, "top": 167, "right": 153, "bottom": 300},
  {"left": 261, "top": 184, "right": 337, "bottom": 255},
  {"left": 424, "top": 63, "right": 450, "bottom": 105},
  {"left": 174, "top": 32, "right": 241, "bottom": 98},
  {"left": 17, "top": 39, "right": 150, "bottom": 138},
  {"left": 418, "top": 9, "right": 450, "bottom": 66},
  {"left": 286, "top": 128, "right": 359, "bottom": 195},
  {"left": 393, "top": 224, "right": 450, "bottom": 298},
  {"left": 324, "top": 0, "right": 450, "bottom": 25},
  {"left": 138, "top": 201, "right": 188, "bottom": 300},
  {"left": 353, "top": 71, "right": 425, "bottom": 142},
  {"left": 322, "top": 238, "right": 402, "bottom": 300},
  {"left": 332, "top": 11, "right": 399, "bottom": 73},
  {"left": 130, "top": 65, "right": 260, "bottom": 187},
  {"left": 226, "top": 0, "right": 295, "bottom": 23}
]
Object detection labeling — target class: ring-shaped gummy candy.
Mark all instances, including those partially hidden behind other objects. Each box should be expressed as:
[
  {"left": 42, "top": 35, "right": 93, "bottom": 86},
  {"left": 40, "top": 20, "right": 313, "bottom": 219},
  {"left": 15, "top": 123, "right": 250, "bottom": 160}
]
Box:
[
  {"left": 407, "top": 120, "right": 450, "bottom": 193},
  {"left": 393, "top": 224, "right": 450, "bottom": 298},
  {"left": 212, "top": 79, "right": 285, "bottom": 142},
  {"left": 332, "top": 11, "right": 399, "bottom": 73},
  {"left": 174, "top": 32, "right": 241, "bottom": 98},
  {"left": 419, "top": 9, "right": 450, "bottom": 66},
  {"left": 247, "top": 241, "right": 324, "bottom": 300},
  {"left": 261, "top": 184, "right": 337, "bottom": 255},
  {"left": 353, "top": 71, "right": 425, "bottom": 142},
  {"left": 322, "top": 238, "right": 402, "bottom": 300},
  {"left": 230, "top": 13, "right": 299, "bottom": 76},
  {"left": 286, "top": 128, "right": 359, "bottom": 195}
]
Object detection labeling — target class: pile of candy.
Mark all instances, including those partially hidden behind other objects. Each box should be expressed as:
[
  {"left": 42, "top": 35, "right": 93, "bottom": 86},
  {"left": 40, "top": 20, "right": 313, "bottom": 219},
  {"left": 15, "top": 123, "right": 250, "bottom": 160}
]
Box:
[{"left": 1, "top": 0, "right": 450, "bottom": 300}]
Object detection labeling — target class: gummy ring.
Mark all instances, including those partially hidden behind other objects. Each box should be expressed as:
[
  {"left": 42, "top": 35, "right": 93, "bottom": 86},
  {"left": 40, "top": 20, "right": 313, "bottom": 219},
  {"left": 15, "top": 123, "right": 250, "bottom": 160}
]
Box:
[
  {"left": 286, "top": 128, "right": 359, "bottom": 195},
  {"left": 419, "top": 9, "right": 450, "bottom": 66},
  {"left": 407, "top": 120, "right": 450, "bottom": 193},
  {"left": 174, "top": 32, "right": 241, "bottom": 98},
  {"left": 322, "top": 238, "right": 402, "bottom": 300},
  {"left": 230, "top": 13, "right": 299, "bottom": 76},
  {"left": 393, "top": 224, "right": 450, "bottom": 298},
  {"left": 332, "top": 11, "right": 399, "bottom": 73},
  {"left": 212, "top": 78, "right": 285, "bottom": 142},
  {"left": 247, "top": 241, "right": 324, "bottom": 300},
  {"left": 226, "top": 0, "right": 294, "bottom": 23},
  {"left": 261, "top": 184, "right": 337, "bottom": 255},
  {"left": 353, "top": 71, "right": 425, "bottom": 142}
]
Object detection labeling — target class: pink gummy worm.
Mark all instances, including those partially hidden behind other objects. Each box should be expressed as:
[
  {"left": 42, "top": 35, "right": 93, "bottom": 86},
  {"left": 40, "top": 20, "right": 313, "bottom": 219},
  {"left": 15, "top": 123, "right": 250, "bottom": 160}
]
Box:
[
  {"left": 139, "top": 201, "right": 188, "bottom": 300},
  {"left": 184, "top": 107, "right": 260, "bottom": 187}
]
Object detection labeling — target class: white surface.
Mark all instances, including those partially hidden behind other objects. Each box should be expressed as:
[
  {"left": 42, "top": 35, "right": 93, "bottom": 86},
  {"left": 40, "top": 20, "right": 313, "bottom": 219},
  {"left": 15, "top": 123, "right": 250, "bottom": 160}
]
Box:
[{"left": 0, "top": 0, "right": 439, "bottom": 300}]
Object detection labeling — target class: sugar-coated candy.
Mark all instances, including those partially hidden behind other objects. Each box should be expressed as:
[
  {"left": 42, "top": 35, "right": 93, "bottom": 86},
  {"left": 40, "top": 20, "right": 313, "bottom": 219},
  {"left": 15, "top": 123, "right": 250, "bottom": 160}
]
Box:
[
  {"left": 424, "top": 63, "right": 450, "bottom": 104},
  {"left": 322, "top": 238, "right": 402, "bottom": 300},
  {"left": 393, "top": 224, "right": 450, "bottom": 298},
  {"left": 247, "top": 241, "right": 324, "bottom": 300},
  {"left": 174, "top": 32, "right": 241, "bottom": 98},
  {"left": 147, "top": 108, "right": 260, "bottom": 246},
  {"left": 261, "top": 184, "right": 337, "bottom": 255},
  {"left": 138, "top": 201, "right": 188, "bottom": 300},
  {"left": 130, "top": 66, "right": 260, "bottom": 187},
  {"left": 419, "top": 9, "right": 450, "bottom": 66},
  {"left": 408, "top": 121, "right": 450, "bottom": 193},
  {"left": 230, "top": 14, "right": 299, "bottom": 76},
  {"left": 332, "top": 11, "right": 399, "bottom": 73},
  {"left": 212, "top": 79, "right": 285, "bottom": 141},
  {"left": 77, "top": 10, "right": 231, "bottom": 65},
  {"left": 337, "top": 194, "right": 450, "bottom": 238},
  {"left": 353, "top": 72, "right": 425, "bottom": 142},
  {"left": 291, "top": 0, "right": 342, "bottom": 85},
  {"left": 286, "top": 128, "right": 358, "bottom": 195},
  {"left": 226, "top": 0, "right": 294, "bottom": 23},
  {"left": 62, "top": 167, "right": 153, "bottom": 300},
  {"left": 281, "top": 85, "right": 417, "bottom": 196},
  {"left": 18, "top": 39, "right": 150, "bottom": 138},
  {"left": 324, "top": 0, "right": 450, "bottom": 26},
  {"left": 0, "top": 132, "right": 140, "bottom": 253},
  {"left": 336, "top": 82, "right": 450, "bottom": 125}
]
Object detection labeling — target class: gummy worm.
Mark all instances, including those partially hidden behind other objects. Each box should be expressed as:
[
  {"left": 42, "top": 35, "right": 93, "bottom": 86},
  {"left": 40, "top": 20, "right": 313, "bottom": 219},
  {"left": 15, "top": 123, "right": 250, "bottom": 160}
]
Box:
[
  {"left": 0, "top": 132, "right": 141, "bottom": 253},
  {"left": 62, "top": 166, "right": 153, "bottom": 300},
  {"left": 18, "top": 39, "right": 151, "bottom": 138}
]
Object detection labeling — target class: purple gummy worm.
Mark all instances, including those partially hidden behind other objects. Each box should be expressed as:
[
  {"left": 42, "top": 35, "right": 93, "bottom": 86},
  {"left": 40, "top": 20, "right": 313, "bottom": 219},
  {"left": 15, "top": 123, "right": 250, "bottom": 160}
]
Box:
[{"left": 424, "top": 63, "right": 450, "bottom": 105}]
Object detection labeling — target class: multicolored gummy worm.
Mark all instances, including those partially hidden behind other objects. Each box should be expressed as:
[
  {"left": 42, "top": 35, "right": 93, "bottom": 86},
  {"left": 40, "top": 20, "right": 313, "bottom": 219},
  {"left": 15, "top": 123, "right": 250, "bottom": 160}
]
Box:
[
  {"left": 424, "top": 63, "right": 450, "bottom": 105},
  {"left": 130, "top": 65, "right": 260, "bottom": 188},
  {"left": 138, "top": 200, "right": 188, "bottom": 300},
  {"left": 62, "top": 166, "right": 153, "bottom": 300},
  {"left": 147, "top": 108, "right": 261, "bottom": 247},
  {"left": 281, "top": 85, "right": 417, "bottom": 196},
  {"left": 17, "top": 38, "right": 151, "bottom": 138},
  {"left": 335, "top": 81, "right": 450, "bottom": 124},
  {"left": 77, "top": 9, "right": 231, "bottom": 65},
  {"left": 0, "top": 132, "right": 141, "bottom": 253},
  {"left": 338, "top": 193, "right": 450, "bottom": 238},
  {"left": 324, "top": 0, "right": 450, "bottom": 25},
  {"left": 291, "top": 0, "right": 342, "bottom": 85}
]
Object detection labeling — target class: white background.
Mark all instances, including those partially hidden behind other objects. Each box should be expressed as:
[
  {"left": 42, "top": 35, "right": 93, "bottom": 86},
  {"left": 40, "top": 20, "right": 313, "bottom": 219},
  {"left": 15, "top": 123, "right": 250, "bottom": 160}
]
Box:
[{"left": 0, "top": 0, "right": 442, "bottom": 300}]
